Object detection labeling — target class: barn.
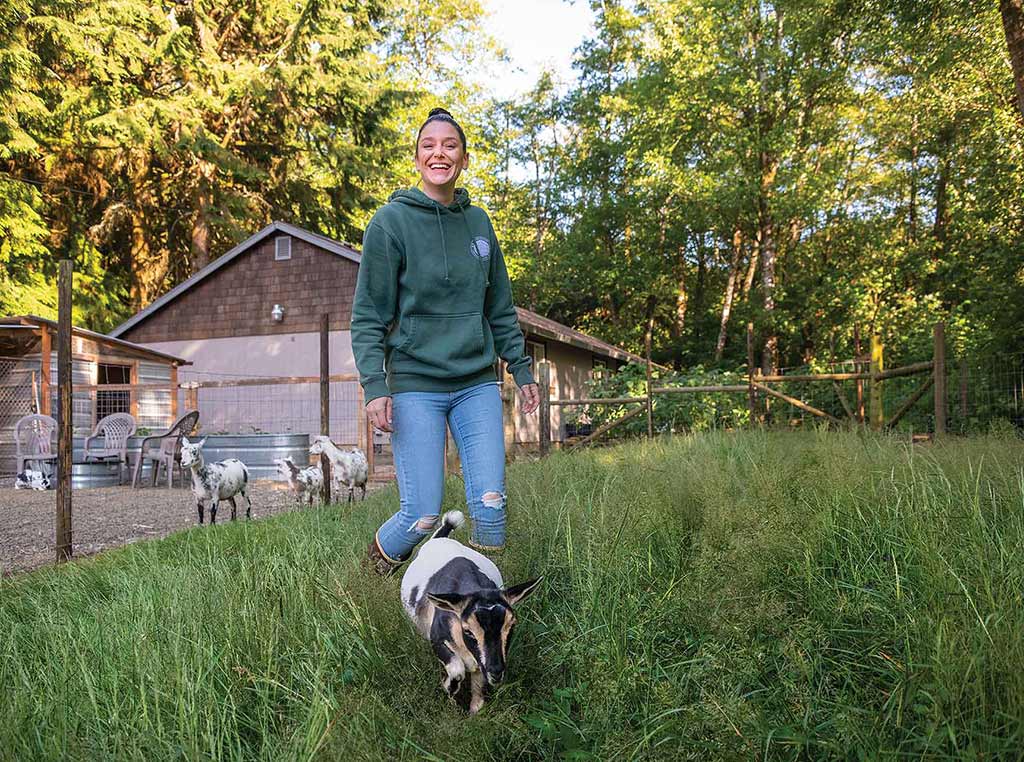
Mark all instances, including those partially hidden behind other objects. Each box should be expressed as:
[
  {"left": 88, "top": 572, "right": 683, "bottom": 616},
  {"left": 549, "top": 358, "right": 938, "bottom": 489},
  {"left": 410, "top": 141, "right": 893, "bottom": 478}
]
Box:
[{"left": 109, "top": 221, "right": 644, "bottom": 449}]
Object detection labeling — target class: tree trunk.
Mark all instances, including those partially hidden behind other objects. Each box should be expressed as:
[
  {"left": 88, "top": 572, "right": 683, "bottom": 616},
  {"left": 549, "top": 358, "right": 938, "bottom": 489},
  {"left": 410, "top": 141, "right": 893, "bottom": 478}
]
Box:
[
  {"left": 742, "top": 237, "right": 760, "bottom": 298},
  {"left": 715, "top": 228, "right": 744, "bottom": 361},
  {"left": 675, "top": 247, "right": 688, "bottom": 341},
  {"left": 933, "top": 154, "right": 951, "bottom": 245},
  {"left": 190, "top": 159, "right": 215, "bottom": 273},
  {"left": 1001, "top": 0, "right": 1024, "bottom": 121},
  {"left": 758, "top": 152, "right": 780, "bottom": 375}
]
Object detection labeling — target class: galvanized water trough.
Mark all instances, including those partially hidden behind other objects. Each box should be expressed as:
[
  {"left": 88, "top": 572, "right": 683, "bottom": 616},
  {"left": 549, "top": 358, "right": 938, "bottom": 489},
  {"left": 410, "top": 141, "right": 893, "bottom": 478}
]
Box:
[{"left": 64, "top": 432, "right": 310, "bottom": 488}]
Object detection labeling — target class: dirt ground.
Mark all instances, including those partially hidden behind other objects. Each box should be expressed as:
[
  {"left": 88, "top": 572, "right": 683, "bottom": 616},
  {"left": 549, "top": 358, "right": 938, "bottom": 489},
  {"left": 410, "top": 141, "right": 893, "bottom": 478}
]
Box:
[{"left": 0, "top": 481, "right": 385, "bottom": 577}]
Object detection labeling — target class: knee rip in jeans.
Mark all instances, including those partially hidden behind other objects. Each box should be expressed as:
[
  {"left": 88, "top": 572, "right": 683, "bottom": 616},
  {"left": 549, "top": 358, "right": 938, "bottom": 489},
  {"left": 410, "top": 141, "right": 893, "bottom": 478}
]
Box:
[
  {"left": 408, "top": 514, "right": 439, "bottom": 533},
  {"left": 481, "top": 491, "right": 504, "bottom": 510}
]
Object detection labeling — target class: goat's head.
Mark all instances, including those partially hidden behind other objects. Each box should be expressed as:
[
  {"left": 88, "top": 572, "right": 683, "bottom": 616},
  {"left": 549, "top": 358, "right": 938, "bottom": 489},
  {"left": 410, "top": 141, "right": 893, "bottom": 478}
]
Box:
[
  {"left": 274, "top": 457, "right": 299, "bottom": 479},
  {"left": 428, "top": 577, "right": 542, "bottom": 686},
  {"left": 308, "top": 435, "right": 330, "bottom": 457},
  {"left": 179, "top": 436, "right": 207, "bottom": 469}
]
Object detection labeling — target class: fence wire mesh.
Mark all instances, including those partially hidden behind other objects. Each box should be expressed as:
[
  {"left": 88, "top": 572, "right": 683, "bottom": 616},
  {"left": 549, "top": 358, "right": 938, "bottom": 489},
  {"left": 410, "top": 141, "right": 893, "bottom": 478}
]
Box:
[
  {"left": 766, "top": 351, "right": 1024, "bottom": 434},
  {"left": 0, "top": 356, "right": 42, "bottom": 478},
  {"left": 177, "top": 372, "right": 365, "bottom": 445}
]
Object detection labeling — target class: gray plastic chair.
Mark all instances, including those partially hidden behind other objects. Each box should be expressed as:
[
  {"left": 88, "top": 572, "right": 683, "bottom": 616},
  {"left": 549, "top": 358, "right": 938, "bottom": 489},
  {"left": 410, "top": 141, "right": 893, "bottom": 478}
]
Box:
[
  {"left": 131, "top": 410, "right": 200, "bottom": 489},
  {"left": 83, "top": 412, "right": 137, "bottom": 484},
  {"left": 14, "top": 414, "right": 58, "bottom": 474}
]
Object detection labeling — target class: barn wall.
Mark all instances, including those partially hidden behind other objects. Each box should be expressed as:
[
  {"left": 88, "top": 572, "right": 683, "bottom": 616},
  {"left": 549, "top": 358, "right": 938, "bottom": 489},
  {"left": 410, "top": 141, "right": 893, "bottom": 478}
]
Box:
[
  {"left": 120, "top": 237, "right": 359, "bottom": 343},
  {"left": 143, "top": 332, "right": 361, "bottom": 443},
  {"left": 513, "top": 342, "right": 601, "bottom": 444}
]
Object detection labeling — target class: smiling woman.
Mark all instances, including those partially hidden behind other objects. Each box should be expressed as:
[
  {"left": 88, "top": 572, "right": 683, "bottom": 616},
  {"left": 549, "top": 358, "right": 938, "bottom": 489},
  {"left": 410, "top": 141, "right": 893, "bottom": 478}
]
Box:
[{"left": 351, "top": 107, "right": 541, "bottom": 575}]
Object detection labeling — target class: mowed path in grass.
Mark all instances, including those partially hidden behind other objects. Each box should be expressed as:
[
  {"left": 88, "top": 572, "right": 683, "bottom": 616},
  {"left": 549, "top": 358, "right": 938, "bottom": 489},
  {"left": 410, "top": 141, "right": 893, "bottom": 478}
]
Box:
[{"left": 1, "top": 431, "right": 1022, "bottom": 760}]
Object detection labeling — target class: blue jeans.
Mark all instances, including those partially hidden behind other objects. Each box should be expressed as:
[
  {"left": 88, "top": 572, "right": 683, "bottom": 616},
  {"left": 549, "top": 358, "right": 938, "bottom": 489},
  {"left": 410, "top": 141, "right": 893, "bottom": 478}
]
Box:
[{"left": 375, "top": 382, "right": 506, "bottom": 562}]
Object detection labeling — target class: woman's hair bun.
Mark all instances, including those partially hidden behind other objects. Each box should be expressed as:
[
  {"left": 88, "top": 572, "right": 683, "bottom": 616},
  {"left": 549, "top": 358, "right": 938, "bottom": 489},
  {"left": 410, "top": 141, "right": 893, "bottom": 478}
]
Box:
[{"left": 428, "top": 107, "right": 453, "bottom": 118}]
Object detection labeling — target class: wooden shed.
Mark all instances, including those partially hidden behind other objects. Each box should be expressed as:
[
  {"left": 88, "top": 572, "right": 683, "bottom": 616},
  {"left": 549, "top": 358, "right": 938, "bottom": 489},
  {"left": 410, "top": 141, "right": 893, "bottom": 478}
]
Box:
[{"left": 0, "top": 316, "right": 188, "bottom": 477}]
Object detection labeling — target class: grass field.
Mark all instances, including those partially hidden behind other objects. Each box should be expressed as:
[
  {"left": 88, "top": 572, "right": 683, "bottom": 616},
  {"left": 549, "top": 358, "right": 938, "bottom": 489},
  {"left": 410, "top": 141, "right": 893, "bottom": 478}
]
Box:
[{"left": 2, "top": 431, "right": 1023, "bottom": 760}]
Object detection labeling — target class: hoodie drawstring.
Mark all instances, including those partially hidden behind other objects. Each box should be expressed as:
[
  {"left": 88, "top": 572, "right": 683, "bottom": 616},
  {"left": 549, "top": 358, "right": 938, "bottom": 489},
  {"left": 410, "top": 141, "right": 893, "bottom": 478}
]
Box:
[{"left": 433, "top": 206, "right": 450, "bottom": 283}]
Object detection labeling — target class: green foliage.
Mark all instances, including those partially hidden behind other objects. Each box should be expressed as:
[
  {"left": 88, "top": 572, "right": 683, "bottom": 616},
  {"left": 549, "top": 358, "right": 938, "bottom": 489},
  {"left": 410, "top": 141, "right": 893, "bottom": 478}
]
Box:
[
  {"left": 481, "top": 0, "right": 1024, "bottom": 370},
  {"left": 2, "top": 432, "right": 1024, "bottom": 758},
  {"left": 576, "top": 361, "right": 751, "bottom": 437}
]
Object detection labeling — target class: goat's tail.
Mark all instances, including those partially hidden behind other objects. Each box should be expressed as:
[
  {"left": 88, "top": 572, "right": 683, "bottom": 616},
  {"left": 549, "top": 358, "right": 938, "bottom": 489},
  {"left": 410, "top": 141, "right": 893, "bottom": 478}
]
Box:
[{"left": 430, "top": 510, "right": 465, "bottom": 541}]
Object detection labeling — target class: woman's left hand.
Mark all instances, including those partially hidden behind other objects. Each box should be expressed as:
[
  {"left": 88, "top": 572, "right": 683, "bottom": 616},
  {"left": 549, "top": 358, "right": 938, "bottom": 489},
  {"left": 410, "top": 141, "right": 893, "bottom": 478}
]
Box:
[{"left": 519, "top": 383, "right": 540, "bottom": 415}]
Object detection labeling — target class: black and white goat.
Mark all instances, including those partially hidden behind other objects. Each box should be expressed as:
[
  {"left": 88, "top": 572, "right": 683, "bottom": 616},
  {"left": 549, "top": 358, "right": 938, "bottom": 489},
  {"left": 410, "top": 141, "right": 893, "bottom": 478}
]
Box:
[
  {"left": 274, "top": 456, "right": 323, "bottom": 508},
  {"left": 180, "top": 436, "right": 252, "bottom": 524},
  {"left": 309, "top": 435, "right": 368, "bottom": 502},
  {"left": 400, "top": 511, "right": 541, "bottom": 714}
]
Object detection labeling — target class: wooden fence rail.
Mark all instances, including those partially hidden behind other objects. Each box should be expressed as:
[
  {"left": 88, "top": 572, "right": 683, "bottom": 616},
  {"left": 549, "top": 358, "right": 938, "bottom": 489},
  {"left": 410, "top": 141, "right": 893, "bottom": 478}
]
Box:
[{"left": 541, "top": 322, "right": 949, "bottom": 452}]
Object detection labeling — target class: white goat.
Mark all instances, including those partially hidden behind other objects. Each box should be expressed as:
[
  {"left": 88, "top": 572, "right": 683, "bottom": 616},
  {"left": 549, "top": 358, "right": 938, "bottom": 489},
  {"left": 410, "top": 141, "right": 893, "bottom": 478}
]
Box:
[
  {"left": 274, "top": 456, "right": 324, "bottom": 508},
  {"left": 400, "top": 511, "right": 542, "bottom": 714},
  {"left": 180, "top": 436, "right": 252, "bottom": 524},
  {"left": 309, "top": 435, "right": 368, "bottom": 502}
]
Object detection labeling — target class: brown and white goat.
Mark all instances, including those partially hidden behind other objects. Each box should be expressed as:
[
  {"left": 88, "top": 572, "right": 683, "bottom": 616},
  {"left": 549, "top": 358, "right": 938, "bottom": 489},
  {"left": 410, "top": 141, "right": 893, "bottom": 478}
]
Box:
[{"left": 400, "top": 511, "right": 541, "bottom": 714}]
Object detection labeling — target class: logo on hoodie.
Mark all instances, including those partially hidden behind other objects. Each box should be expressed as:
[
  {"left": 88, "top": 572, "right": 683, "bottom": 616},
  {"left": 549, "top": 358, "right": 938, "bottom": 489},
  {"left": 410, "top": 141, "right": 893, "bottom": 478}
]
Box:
[{"left": 469, "top": 236, "right": 491, "bottom": 259}]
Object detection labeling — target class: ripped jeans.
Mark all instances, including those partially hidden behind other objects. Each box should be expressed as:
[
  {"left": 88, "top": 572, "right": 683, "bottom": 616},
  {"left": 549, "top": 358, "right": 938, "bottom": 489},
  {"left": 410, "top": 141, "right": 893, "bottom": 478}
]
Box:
[{"left": 375, "top": 381, "right": 506, "bottom": 563}]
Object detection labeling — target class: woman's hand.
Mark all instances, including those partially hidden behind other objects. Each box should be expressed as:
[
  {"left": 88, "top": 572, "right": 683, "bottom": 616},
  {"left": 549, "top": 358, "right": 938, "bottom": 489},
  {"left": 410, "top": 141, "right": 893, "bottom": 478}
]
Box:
[
  {"left": 367, "top": 396, "right": 393, "bottom": 432},
  {"left": 519, "top": 383, "right": 540, "bottom": 415}
]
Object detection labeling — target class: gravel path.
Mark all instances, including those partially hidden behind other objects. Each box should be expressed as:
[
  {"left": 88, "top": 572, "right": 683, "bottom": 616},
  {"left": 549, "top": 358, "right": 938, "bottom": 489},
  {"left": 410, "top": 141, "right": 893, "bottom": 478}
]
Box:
[{"left": 0, "top": 481, "right": 384, "bottom": 577}]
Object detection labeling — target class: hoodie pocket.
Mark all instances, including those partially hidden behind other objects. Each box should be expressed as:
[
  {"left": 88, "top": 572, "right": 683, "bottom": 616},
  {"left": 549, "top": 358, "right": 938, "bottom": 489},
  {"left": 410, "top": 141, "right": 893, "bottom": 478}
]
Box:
[{"left": 394, "top": 312, "right": 492, "bottom": 376}]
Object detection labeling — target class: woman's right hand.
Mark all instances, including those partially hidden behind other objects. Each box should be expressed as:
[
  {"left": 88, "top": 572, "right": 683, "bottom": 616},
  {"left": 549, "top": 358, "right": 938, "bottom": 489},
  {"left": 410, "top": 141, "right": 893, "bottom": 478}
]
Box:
[{"left": 367, "top": 396, "right": 393, "bottom": 432}]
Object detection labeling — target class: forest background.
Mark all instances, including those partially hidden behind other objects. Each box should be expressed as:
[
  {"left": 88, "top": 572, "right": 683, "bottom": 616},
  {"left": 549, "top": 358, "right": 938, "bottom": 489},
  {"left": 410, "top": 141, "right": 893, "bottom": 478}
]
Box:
[{"left": 1, "top": 0, "right": 1023, "bottom": 373}]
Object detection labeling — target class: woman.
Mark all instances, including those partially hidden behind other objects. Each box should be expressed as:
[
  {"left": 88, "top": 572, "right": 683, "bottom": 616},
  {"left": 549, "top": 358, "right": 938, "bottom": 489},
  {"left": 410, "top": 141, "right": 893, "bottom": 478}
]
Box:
[{"left": 352, "top": 108, "right": 540, "bottom": 576}]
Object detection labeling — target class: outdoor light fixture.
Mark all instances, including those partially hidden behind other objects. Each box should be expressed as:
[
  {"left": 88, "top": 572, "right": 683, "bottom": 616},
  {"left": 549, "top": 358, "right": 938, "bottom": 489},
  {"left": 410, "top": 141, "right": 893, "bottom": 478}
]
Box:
[{"left": 271, "top": 304, "right": 285, "bottom": 323}]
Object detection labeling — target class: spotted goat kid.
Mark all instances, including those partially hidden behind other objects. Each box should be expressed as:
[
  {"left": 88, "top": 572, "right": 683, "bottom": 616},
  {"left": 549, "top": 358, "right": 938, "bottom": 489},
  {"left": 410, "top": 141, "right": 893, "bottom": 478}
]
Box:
[
  {"left": 400, "top": 511, "right": 542, "bottom": 714},
  {"left": 274, "top": 456, "right": 324, "bottom": 508},
  {"left": 180, "top": 436, "right": 252, "bottom": 524}
]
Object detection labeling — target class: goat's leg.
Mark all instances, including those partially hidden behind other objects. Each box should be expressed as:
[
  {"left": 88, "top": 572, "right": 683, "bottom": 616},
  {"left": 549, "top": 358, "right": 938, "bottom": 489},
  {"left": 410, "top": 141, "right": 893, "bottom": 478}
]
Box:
[
  {"left": 229, "top": 497, "right": 237, "bottom": 521},
  {"left": 360, "top": 484, "right": 366, "bottom": 501},
  {"left": 210, "top": 500, "right": 218, "bottom": 524},
  {"left": 467, "top": 670, "right": 486, "bottom": 715},
  {"left": 242, "top": 490, "right": 252, "bottom": 519},
  {"left": 431, "top": 639, "right": 466, "bottom": 700},
  {"left": 197, "top": 500, "right": 205, "bottom": 525}
]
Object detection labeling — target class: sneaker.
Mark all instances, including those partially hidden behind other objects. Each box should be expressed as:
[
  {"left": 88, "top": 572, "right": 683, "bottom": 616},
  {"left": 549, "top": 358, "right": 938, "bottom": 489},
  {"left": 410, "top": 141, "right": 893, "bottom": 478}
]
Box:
[{"left": 366, "top": 539, "right": 400, "bottom": 577}]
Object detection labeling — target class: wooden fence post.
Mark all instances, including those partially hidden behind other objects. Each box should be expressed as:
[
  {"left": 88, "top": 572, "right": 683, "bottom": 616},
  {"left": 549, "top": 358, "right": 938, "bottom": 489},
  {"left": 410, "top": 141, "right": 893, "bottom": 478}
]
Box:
[
  {"left": 169, "top": 364, "right": 179, "bottom": 421},
  {"left": 869, "top": 332, "right": 884, "bottom": 431},
  {"left": 746, "top": 323, "right": 757, "bottom": 424},
  {"left": 39, "top": 323, "right": 52, "bottom": 416},
  {"left": 538, "top": 361, "right": 551, "bottom": 456},
  {"left": 501, "top": 367, "right": 517, "bottom": 456},
  {"left": 933, "top": 322, "right": 946, "bottom": 436},
  {"left": 645, "top": 315, "right": 654, "bottom": 439},
  {"left": 56, "top": 260, "right": 73, "bottom": 563},
  {"left": 320, "top": 313, "right": 332, "bottom": 504},
  {"left": 854, "top": 324, "right": 865, "bottom": 424},
  {"left": 959, "top": 360, "right": 968, "bottom": 422}
]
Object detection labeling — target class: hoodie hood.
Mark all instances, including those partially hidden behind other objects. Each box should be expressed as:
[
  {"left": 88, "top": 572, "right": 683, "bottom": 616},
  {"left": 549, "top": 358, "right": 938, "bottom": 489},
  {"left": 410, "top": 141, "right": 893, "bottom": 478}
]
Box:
[
  {"left": 388, "top": 186, "right": 471, "bottom": 211},
  {"left": 387, "top": 187, "right": 482, "bottom": 284}
]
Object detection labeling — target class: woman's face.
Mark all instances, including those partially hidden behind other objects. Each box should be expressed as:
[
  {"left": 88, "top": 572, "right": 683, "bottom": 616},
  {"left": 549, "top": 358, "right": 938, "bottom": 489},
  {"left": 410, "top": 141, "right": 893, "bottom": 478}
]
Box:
[{"left": 415, "top": 120, "right": 468, "bottom": 195}]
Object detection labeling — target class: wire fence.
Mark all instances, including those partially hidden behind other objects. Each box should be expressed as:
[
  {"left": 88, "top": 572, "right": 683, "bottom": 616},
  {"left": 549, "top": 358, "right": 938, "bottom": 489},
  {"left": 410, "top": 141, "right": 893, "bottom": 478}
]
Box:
[
  {"left": 0, "top": 357, "right": 40, "bottom": 478},
  {"left": 178, "top": 373, "right": 364, "bottom": 444},
  {"left": 762, "top": 351, "right": 1024, "bottom": 434}
]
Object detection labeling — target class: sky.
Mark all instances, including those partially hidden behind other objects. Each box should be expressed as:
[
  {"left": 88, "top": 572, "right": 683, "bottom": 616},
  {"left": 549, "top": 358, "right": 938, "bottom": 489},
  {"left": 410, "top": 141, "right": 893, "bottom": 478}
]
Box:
[{"left": 480, "top": 0, "right": 595, "bottom": 100}]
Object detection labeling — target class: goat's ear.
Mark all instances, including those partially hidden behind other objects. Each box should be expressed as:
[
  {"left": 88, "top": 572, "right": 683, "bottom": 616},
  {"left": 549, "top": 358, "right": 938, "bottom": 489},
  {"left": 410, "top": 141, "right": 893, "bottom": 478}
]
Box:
[
  {"left": 198, "top": 437, "right": 208, "bottom": 447},
  {"left": 182, "top": 436, "right": 191, "bottom": 446},
  {"left": 428, "top": 592, "right": 470, "bottom": 614},
  {"left": 504, "top": 577, "right": 543, "bottom": 606}
]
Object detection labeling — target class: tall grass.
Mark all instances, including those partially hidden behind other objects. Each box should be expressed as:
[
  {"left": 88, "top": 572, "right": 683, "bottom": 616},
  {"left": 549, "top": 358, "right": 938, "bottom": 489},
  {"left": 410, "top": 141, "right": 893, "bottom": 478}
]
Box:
[{"left": 2, "top": 431, "right": 1023, "bottom": 760}]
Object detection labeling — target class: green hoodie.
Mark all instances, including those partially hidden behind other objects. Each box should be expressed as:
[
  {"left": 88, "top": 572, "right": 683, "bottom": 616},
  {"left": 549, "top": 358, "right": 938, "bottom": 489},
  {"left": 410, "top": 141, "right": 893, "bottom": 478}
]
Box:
[{"left": 351, "top": 187, "right": 535, "bottom": 402}]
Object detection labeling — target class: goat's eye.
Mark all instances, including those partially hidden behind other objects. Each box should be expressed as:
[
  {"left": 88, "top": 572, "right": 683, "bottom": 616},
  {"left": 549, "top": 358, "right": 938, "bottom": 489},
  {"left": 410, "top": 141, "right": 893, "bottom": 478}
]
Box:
[{"left": 462, "top": 629, "right": 477, "bottom": 644}]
